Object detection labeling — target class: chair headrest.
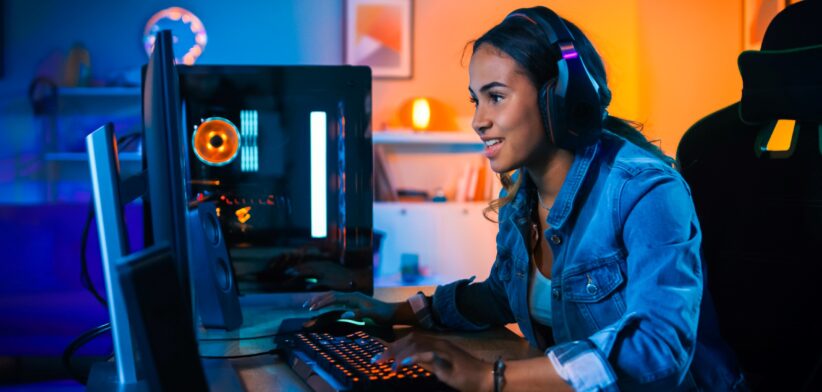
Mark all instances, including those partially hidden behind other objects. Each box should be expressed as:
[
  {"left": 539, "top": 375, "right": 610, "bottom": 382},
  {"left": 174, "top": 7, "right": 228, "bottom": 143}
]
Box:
[
  {"left": 761, "top": 0, "right": 822, "bottom": 51},
  {"left": 739, "top": 44, "right": 822, "bottom": 123},
  {"left": 738, "top": 1, "right": 822, "bottom": 123}
]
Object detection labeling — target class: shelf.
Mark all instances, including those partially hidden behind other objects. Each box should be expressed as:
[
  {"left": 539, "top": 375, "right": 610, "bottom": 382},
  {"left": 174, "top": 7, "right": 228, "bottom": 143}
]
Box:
[
  {"left": 373, "top": 130, "right": 483, "bottom": 153},
  {"left": 57, "top": 87, "right": 141, "bottom": 97}
]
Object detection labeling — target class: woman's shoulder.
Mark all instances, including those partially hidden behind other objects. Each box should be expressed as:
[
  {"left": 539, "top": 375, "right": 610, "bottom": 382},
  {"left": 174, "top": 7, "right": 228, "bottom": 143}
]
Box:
[{"left": 600, "top": 131, "right": 680, "bottom": 179}]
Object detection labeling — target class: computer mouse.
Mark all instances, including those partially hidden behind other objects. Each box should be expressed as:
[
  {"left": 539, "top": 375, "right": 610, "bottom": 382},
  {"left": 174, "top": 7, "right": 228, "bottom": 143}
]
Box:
[{"left": 302, "top": 310, "right": 395, "bottom": 341}]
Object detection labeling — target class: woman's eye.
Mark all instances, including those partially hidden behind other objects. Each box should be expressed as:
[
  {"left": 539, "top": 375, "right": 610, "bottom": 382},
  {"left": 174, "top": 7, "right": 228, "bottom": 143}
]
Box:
[
  {"left": 490, "top": 94, "right": 504, "bottom": 103},
  {"left": 468, "top": 97, "right": 478, "bottom": 106}
]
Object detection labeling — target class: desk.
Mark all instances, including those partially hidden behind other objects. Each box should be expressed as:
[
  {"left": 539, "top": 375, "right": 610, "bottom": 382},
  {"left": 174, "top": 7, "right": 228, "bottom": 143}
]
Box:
[{"left": 198, "top": 286, "right": 542, "bottom": 391}]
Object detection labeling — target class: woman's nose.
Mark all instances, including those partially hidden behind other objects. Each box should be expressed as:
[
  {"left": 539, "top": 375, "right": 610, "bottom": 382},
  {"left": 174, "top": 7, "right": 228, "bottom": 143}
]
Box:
[{"left": 472, "top": 109, "right": 491, "bottom": 134}]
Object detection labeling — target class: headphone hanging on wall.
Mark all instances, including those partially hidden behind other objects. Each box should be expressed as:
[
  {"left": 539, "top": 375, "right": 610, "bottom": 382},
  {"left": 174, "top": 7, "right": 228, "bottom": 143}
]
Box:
[{"left": 506, "top": 7, "right": 604, "bottom": 151}]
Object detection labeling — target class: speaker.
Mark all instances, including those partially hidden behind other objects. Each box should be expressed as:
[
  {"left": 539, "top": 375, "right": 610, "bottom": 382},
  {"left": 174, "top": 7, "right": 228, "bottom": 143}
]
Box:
[{"left": 188, "top": 201, "right": 243, "bottom": 330}]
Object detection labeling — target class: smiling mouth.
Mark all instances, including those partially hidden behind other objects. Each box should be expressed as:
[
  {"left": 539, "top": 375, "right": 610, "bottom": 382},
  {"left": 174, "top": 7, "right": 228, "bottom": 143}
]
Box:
[
  {"left": 483, "top": 138, "right": 504, "bottom": 158},
  {"left": 483, "top": 138, "right": 503, "bottom": 147}
]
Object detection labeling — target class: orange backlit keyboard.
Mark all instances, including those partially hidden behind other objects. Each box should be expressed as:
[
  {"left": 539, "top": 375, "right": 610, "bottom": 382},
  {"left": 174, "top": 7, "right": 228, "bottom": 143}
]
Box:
[{"left": 277, "top": 330, "right": 455, "bottom": 391}]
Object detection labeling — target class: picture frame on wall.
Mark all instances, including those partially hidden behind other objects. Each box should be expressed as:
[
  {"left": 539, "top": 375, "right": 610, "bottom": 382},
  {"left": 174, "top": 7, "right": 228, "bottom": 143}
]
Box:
[
  {"left": 344, "top": 0, "right": 413, "bottom": 79},
  {"left": 742, "top": 0, "right": 789, "bottom": 51}
]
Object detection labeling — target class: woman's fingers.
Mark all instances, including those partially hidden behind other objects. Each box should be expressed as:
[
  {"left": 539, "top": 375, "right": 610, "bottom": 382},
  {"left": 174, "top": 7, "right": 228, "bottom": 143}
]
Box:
[
  {"left": 373, "top": 332, "right": 447, "bottom": 372},
  {"left": 303, "top": 292, "right": 332, "bottom": 310},
  {"left": 305, "top": 291, "right": 362, "bottom": 311}
]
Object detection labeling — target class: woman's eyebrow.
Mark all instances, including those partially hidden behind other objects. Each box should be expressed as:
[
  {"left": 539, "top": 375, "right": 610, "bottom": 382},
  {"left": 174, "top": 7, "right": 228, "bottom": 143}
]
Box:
[{"left": 468, "top": 81, "right": 509, "bottom": 95}]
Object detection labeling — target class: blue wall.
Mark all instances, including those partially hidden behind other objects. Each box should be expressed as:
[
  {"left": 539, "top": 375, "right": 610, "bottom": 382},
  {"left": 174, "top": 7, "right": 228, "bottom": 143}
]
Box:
[
  {"left": 1, "top": 0, "right": 343, "bottom": 92},
  {"left": 0, "top": 0, "right": 346, "bottom": 356},
  {"left": 0, "top": 0, "right": 344, "bottom": 203}
]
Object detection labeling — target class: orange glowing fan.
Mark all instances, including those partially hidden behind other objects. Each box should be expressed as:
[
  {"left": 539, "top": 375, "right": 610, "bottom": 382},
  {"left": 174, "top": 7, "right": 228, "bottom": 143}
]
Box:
[{"left": 192, "top": 117, "right": 240, "bottom": 166}]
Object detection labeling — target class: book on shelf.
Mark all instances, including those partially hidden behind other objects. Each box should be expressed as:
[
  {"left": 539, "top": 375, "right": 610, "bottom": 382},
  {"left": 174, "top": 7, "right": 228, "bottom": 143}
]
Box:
[{"left": 374, "top": 145, "right": 399, "bottom": 201}]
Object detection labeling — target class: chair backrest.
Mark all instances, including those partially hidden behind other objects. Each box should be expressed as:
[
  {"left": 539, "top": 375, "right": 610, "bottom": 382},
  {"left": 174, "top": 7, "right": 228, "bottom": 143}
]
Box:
[{"left": 677, "top": 2, "right": 822, "bottom": 390}]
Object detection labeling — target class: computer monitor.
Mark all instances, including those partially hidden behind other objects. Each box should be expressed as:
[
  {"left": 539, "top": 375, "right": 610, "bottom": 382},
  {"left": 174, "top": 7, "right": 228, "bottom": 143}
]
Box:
[
  {"left": 85, "top": 30, "right": 241, "bottom": 391},
  {"left": 142, "top": 29, "right": 191, "bottom": 308},
  {"left": 178, "top": 65, "right": 374, "bottom": 300}
]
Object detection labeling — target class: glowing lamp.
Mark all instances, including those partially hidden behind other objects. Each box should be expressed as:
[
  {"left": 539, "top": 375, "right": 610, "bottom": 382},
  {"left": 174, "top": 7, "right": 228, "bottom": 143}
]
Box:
[
  {"left": 411, "top": 98, "right": 431, "bottom": 130},
  {"left": 393, "top": 96, "right": 459, "bottom": 131}
]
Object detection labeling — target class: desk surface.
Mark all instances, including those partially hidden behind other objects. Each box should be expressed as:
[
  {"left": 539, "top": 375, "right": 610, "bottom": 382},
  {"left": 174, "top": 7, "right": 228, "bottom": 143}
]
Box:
[{"left": 198, "top": 286, "right": 541, "bottom": 392}]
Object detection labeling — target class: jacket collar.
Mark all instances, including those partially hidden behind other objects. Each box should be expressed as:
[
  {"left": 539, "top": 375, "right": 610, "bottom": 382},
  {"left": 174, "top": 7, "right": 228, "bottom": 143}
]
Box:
[{"left": 507, "top": 141, "right": 600, "bottom": 230}]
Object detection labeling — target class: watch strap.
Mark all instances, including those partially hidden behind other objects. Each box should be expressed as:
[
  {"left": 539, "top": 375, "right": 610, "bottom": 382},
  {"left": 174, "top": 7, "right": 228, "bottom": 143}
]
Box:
[{"left": 407, "top": 292, "right": 435, "bottom": 329}]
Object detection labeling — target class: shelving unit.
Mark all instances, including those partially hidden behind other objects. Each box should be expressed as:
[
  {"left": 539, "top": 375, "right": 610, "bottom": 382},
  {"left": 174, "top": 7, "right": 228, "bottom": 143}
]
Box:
[
  {"left": 57, "top": 86, "right": 140, "bottom": 97},
  {"left": 41, "top": 87, "right": 142, "bottom": 201},
  {"left": 372, "top": 130, "right": 499, "bottom": 287}
]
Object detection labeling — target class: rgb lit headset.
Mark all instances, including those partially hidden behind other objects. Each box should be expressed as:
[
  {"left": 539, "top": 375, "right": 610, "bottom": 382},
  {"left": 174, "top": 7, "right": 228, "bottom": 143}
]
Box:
[{"left": 506, "top": 7, "right": 604, "bottom": 151}]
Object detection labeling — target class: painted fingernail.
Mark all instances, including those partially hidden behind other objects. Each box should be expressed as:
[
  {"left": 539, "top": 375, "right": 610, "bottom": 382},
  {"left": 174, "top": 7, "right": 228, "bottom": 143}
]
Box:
[
  {"left": 340, "top": 311, "right": 355, "bottom": 319},
  {"left": 370, "top": 353, "right": 382, "bottom": 363},
  {"left": 400, "top": 357, "right": 412, "bottom": 366}
]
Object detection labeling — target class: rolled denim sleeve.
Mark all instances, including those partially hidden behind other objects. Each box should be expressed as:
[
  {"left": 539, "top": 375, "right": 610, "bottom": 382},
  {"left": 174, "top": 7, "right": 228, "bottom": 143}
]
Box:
[
  {"left": 431, "top": 276, "right": 490, "bottom": 331},
  {"left": 605, "top": 169, "right": 703, "bottom": 389},
  {"left": 431, "top": 256, "right": 516, "bottom": 331},
  {"left": 546, "top": 339, "right": 619, "bottom": 392}
]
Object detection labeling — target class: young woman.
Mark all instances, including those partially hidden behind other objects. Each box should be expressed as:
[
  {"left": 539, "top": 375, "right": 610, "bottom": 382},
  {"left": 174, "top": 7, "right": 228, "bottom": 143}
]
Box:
[{"left": 308, "top": 6, "right": 744, "bottom": 391}]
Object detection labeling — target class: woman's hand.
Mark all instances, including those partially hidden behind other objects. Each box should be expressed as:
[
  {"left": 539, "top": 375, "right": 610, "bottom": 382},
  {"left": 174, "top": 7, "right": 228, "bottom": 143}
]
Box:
[
  {"left": 373, "top": 332, "right": 493, "bottom": 392},
  {"left": 305, "top": 291, "right": 398, "bottom": 325}
]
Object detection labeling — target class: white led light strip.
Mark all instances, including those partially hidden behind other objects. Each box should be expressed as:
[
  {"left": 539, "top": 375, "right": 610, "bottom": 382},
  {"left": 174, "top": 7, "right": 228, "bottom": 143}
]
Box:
[
  {"left": 310, "top": 111, "right": 327, "bottom": 238},
  {"left": 240, "top": 110, "right": 259, "bottom": 172}
]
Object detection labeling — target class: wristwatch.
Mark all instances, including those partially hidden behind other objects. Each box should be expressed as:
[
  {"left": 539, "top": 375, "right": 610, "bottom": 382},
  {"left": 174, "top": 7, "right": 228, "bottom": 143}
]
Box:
[{"left": 407, "top": 292, "right": 435, "bottom": 329}]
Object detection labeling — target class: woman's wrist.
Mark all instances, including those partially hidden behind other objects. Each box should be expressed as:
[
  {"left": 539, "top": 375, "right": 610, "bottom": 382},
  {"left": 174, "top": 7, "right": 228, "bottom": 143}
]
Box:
[{"left": 391, "top": 300, "right": 418, "bottom": 325}]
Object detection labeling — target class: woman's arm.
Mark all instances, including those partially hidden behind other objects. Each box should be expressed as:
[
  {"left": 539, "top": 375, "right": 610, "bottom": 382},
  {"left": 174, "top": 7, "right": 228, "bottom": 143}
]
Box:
[
  {"left": 430, "top": 258, "right": 516, "bottom": 330},
  {"left": 546, "top": 170, "right": 703, "bottom": 390}
]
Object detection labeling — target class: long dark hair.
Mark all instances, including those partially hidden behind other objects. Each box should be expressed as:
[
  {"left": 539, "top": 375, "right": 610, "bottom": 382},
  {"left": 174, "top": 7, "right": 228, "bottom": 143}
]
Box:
[{"left": 475, "top": 6, "right": 675, "bottom": 220}]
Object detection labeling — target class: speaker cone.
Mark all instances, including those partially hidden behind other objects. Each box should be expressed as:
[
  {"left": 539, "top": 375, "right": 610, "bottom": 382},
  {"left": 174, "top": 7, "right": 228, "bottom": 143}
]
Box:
[{"left": 192, "top": 117, "right": 240, "bottom": 166}]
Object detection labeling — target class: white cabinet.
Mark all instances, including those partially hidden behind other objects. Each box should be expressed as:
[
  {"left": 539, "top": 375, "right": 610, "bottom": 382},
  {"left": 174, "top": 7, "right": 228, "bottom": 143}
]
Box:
[{"left": 372, "top": 131, "right": 499, "bottom": 287}]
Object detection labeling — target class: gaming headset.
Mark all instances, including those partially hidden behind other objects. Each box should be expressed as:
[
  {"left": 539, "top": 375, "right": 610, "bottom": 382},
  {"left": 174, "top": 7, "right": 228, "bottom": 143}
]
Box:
[{"left": 506, "top": 7, "right": 604, "bottom": 151}]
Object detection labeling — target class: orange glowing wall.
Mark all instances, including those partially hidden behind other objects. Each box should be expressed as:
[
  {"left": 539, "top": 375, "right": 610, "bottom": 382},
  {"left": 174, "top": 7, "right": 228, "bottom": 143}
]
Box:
[{"left": 372, "top": 0, "right": 745, "bottom": 157}]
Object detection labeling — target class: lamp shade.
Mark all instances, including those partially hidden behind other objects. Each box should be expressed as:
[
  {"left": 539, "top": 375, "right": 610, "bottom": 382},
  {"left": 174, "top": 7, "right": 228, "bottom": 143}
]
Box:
[{"left": 393, "top": 96, "right": 459, "bottom": 131}]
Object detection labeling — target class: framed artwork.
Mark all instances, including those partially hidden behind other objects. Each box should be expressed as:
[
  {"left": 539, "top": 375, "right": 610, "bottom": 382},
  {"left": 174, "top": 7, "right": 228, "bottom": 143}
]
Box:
[
  {"left": 742, "top": 0, "right": 788, "bottom": 51},
  {"left": 344, "top": 0, "right": 413, "bottom": 79}
]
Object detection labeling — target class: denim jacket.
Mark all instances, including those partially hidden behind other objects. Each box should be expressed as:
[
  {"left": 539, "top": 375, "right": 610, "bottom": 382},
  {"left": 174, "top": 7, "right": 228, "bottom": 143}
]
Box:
[{"left": 431, "top": 132, "right": 744, "bottom": 391}]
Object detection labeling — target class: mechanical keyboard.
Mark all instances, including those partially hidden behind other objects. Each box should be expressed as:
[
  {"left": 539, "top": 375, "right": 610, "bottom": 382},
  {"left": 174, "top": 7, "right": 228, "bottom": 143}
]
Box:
[{"left": 277, "top": 330, "right": 455, "bottom": 391}]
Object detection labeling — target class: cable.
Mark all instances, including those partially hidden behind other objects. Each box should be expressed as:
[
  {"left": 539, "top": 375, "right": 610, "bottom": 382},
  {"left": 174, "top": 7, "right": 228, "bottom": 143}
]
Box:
[
  {"left": 80, "top": 202, "right": 106, "bottom": 306},
  {"left": 200, "top": 348, "right": 278, "bottom": 360},
  {"left": 62, "top": 322, "right": 111, "bottom": 384}
]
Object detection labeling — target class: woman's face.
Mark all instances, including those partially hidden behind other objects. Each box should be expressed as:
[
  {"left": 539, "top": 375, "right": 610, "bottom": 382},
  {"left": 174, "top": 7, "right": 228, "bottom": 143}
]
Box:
[{"left": 469, "top": 43, "right": 551, "bottom": 174}]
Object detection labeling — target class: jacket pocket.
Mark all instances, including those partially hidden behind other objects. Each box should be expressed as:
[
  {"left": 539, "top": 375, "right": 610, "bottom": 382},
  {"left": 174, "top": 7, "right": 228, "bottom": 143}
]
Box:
[{"left": 562, "top": 258, "right": 627, "bottom": 333}]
